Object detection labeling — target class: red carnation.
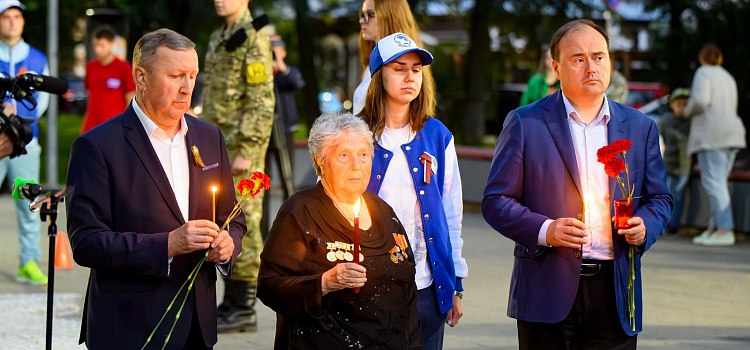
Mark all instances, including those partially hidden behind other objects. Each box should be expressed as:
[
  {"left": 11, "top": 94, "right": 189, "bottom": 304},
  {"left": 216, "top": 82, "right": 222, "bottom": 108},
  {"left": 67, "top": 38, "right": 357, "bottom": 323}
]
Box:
[
  {"left": 597, "top": 145, "right": 617, "bottom": 163},
  {"left": 237, "top": 179, "right": 255, "bottom": 196},
  {"left": 610, "top": 139, "right": 632, "bottom": 155},
  {"left": 237, "top": 172, "right": 271, "bottom": 198},
  {"left": 603, "top": 157, "right": 626, "bottom": 178},
  {"left": 250, "top": 171, "right": 271, "bottom": 193}
]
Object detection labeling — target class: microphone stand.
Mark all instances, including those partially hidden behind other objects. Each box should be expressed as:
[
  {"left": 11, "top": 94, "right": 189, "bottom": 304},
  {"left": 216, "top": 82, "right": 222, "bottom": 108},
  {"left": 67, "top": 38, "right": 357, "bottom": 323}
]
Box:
[{"left": 30, "top": 189, "right": 66, "bottom": 350}]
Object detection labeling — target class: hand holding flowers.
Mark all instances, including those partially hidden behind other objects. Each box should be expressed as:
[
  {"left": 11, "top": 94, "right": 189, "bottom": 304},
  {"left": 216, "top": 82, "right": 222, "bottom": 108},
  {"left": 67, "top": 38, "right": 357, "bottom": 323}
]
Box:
[
  {"left": 596, "top": 139, "right": 638, "bottom": 331},
  {"left": 142, "top": 171, "right": 271, "bottom": 350}
]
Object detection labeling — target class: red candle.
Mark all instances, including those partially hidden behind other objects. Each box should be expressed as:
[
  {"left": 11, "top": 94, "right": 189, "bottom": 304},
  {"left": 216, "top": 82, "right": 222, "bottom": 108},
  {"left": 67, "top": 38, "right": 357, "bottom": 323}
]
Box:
[
  {"left": 353, "top": 197, "right": 361, "bottom": 293},
  {"left": 614, "top": 198, "right": 633, "bottom": 229}
]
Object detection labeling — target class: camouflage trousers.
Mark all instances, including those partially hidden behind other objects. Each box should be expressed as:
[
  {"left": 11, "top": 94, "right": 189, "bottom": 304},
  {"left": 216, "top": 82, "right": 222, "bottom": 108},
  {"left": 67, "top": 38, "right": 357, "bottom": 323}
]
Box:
[{"left": 226, "top": 149, "right": 267, "bottom": 283}]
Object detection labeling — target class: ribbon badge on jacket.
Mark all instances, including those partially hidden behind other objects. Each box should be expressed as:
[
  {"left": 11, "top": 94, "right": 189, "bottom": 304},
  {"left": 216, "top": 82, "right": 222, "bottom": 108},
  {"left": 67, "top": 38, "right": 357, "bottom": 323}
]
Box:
[
  {"left": 191, "top": 145, "right": 205, "bottom": 168},
  {"left": 389, "top": 233, "right": 409, "bottom": 263},
  {"left": 419, "top": 152, "right": 437, "bottom": 184}
]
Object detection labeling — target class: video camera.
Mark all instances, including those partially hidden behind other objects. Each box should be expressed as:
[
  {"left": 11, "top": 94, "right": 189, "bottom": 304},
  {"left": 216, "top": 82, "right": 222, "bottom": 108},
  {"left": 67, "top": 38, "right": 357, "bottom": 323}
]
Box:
[{"left": 0, "top": 73, "right": 68, "bottom": 158}]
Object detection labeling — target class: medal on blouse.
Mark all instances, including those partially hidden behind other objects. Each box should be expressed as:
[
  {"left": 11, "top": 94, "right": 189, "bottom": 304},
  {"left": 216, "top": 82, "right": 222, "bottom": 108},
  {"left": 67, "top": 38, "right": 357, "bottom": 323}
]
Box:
[
  {"left": 326, "top": 242, "right": 337, "bottom": 262},
  {"left": 389, "top": 245, "right": 400, "bottom": 264},
  {"left": 343, "top": 243, "right": 354, "bottom": 261},
  {"left": 327, "top": 241, "right": 364, "bottom": 262},
  {"left": 393, "top": 233, "right": 409, "bottom": 259},
  {"left": 335, "top": 245, "right": 345, "bottom": 261}
]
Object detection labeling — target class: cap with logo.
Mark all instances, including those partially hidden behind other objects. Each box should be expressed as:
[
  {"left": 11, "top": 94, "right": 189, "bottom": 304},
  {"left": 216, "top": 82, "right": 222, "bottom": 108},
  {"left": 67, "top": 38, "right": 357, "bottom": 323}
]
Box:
[
  {"left": 369, "top": 32, "right": 433, "bottom": 77},
  {"left": 0, "top": 0, "right": 25, "bottom": 15}
]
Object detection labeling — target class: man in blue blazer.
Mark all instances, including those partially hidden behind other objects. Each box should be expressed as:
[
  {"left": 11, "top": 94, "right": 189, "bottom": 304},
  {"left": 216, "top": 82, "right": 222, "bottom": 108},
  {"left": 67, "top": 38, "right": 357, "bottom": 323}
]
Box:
[
  {"left": 482, "top": 20, "right": 672, "bottom": 349},
  {"left": 66, "top": 29, "right": 245, "bottom": 350}
]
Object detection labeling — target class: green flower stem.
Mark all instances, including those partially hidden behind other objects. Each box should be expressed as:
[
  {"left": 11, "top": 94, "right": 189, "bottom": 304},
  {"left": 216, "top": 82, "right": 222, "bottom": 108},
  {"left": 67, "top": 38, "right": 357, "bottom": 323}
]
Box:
[
  {"left": 141, "top": 252, "right": 205, "bottom": 350},
  {"left": 219, "top": 196, "right": 250, "bottom": 232},
  {"left": 161, "top": 251, "right": 209, "bottom": 350},
  {"left": 628, "top": 245, "right": 636, "bottom": 331},
  {"left": 143, "top": 189, "right": 260, "bottom": 349},
  {"left": 622, "top": 152, "right": 631, "bottom": 200}
]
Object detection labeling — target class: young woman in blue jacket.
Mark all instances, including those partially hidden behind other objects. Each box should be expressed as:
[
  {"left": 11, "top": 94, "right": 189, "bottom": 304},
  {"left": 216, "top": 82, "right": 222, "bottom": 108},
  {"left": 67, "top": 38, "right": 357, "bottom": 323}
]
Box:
[{"left": 357, "top": 32, "right": 468, "bottom": 350}]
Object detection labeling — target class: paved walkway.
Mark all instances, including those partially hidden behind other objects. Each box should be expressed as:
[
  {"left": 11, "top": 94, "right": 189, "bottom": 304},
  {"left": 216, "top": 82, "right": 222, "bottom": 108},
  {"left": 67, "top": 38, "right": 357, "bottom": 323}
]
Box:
[{"left": 0, "top": 193, "right": 748, "bottom": 349}]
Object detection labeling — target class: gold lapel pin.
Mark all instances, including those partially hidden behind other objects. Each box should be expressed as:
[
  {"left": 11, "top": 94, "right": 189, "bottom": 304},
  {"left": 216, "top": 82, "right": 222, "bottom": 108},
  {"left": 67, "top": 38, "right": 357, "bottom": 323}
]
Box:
[{"left": 191, "top": 145, "right": 205, "bottom": 168}]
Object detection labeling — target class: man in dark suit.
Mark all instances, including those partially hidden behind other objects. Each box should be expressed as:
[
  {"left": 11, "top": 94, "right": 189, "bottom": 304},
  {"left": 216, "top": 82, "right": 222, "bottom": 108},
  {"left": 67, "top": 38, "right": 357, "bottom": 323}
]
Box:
[
  {"left": 482, "top": 20, "right": 672, "bottom": 349},
  {"left": 66, "top": 29, "right": 246, "bottom": 350}
]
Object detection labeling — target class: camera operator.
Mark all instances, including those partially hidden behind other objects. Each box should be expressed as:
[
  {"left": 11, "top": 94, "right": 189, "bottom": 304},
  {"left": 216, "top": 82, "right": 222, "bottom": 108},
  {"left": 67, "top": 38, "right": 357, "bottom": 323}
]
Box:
[
  {"left": 0, "top": 0, "right": 50, "bottom": 285},
  {"left": 0, "top": 100, "right": 16, "bottom": 158}
]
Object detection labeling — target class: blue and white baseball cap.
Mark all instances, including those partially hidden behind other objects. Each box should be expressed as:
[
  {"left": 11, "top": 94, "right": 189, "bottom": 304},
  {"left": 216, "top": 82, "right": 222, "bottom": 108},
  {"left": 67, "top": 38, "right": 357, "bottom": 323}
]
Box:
[
  {"left": 0, "top": 0, "right": 25, "bottom": 14},
  {"left": 369, "top": 32, "right": 433, "bottom": 77}
]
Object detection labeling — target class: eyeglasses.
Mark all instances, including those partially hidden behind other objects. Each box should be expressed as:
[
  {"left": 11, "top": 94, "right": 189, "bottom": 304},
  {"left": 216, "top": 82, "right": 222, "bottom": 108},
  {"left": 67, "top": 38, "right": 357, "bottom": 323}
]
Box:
[{"left": 359, "top": 11, "right": 375, "bottom": 23}]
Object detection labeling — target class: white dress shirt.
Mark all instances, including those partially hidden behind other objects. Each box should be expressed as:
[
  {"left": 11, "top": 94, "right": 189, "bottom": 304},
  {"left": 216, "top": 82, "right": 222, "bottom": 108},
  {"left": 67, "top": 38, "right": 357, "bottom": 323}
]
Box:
[
  {"left": 537, "top": 93, "right": 614, "bottom": 260},
  {"left": 133, "top": 98, "right": 190, "bottom": 220},
  {"left": 377, "top": 125, "right": 465, "bottom": 289},
  {"left": 133, "top": 98, "right": 189, "bottom": 273}
]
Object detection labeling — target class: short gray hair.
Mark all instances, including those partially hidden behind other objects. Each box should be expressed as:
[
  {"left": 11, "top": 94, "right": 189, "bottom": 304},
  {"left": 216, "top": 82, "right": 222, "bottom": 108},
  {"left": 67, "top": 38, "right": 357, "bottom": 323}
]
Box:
[
  {"left": 133, "top": 29, "right": 195, "bottom": 71},
  {"left": 308, "top": 112, "right": 374, "bottom": 176}
]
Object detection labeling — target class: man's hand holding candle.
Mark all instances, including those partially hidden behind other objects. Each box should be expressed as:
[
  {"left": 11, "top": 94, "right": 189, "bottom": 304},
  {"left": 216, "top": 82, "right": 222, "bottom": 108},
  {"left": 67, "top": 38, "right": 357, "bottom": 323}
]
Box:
[
  {"left": 167, "top": 220, "right": 220, "bottom": 257},
  {"left": 207, "top": 230, "right": 235, "bottom": 263},
  {"left": 545, "top": 218, "right": 588, "bottom": 249}
]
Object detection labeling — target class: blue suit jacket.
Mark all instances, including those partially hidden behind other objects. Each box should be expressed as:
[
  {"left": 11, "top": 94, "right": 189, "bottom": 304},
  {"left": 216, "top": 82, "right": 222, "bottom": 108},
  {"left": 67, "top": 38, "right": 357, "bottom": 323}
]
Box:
[
  {"left": 66, "top": 105, "right": 246, "bottom": 349},
  {"left": 481, "top": 91, "right": 672, "bottom": 335}
]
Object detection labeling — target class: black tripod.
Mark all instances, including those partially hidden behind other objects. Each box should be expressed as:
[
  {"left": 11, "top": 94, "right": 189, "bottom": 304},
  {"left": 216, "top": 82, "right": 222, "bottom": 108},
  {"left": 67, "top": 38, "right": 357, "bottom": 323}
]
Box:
[{"left": 30, "top": 189, "right": 66, "bottom": 350}]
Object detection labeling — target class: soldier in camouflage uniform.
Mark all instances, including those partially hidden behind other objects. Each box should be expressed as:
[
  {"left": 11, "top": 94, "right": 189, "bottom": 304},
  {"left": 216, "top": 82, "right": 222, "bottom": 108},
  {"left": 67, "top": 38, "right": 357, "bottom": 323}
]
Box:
[{"left": 201, "top": 0, "right": 274, "bottom": 333}]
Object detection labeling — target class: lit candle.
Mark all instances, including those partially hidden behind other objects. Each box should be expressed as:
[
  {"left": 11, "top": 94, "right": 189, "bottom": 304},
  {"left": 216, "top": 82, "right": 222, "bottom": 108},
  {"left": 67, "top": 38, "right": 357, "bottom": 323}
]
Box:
[
  {"left": 353, "top": 197, "right": 361, "bottom": 293},
  {"left": 581, "top": 195, "right": 587, "bottom": 253},
  {"left": 211, "top": 186, "right": 218, "bottom": 224}
]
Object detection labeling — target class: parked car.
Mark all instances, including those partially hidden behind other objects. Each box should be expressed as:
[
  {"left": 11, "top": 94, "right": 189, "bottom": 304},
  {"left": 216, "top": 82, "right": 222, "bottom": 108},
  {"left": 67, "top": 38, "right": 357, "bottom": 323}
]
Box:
[
  {"left": 626, "top": 82, "right": 668, "bottom": 109},
  {"left": 61, "top": 75, "right": 87, "bottom": 115}
]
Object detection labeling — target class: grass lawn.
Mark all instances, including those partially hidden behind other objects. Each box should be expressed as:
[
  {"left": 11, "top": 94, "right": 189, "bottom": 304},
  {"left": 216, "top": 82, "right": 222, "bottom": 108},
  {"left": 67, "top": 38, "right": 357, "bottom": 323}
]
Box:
[{"left": 37, "top": 113, "right": 83, "bottom": 185}]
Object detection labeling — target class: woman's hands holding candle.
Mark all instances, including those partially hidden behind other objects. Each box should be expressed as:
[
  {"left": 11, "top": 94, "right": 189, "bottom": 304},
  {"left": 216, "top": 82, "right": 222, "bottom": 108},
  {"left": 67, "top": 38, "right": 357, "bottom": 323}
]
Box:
[{"left": 321, "top": 263, "right": 367, "bottom": 296}]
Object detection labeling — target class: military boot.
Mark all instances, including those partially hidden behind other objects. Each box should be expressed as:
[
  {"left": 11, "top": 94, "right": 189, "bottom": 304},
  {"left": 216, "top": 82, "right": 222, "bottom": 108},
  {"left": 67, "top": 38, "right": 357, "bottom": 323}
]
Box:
[
  {"left": 217, "top": 279, "right": 236, "bottom": 321},
  {"left": 217, "top": 281, "right": 257, "bottom": 333}
]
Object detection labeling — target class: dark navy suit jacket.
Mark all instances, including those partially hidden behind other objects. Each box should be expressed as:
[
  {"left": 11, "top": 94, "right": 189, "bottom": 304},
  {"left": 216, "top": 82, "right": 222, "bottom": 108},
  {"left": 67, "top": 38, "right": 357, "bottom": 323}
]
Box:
[
  {"left": 482, "top": 91, "right": 672, "bottom": 335},
  {"left": 66, "top": 104, "right": 246, "bottom": 349}
]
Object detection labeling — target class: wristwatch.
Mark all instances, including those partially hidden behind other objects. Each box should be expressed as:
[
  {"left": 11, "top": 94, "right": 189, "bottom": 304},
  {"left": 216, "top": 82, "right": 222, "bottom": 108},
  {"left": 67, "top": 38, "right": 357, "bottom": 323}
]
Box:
[{"left": 455, "top": 290, "right": 463, "bottom": 299}]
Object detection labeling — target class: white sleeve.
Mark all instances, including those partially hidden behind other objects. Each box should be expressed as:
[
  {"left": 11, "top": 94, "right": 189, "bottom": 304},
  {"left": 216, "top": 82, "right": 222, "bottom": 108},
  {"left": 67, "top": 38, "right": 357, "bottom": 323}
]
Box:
[
  {"left": 684, "top": 68, "right": 709, "bottom": 117},
  {"left": 538, "top": 219, "right": 553, "bottom": 246},
  {"left": 442, "top": 137, "right": 468, "bottom": 279}
]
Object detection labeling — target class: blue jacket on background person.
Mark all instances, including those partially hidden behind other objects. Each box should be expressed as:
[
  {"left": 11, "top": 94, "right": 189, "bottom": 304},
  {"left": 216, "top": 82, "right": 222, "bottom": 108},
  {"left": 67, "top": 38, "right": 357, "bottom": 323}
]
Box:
[{"left": 0, "top": 38, "right": 50, "bottom": 138}]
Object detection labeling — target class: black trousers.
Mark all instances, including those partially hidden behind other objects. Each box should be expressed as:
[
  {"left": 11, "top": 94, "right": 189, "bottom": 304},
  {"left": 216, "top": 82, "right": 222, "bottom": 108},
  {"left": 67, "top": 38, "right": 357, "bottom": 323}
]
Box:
[{"left": 517, "top": 265, "right": 637, "bottom": 350}]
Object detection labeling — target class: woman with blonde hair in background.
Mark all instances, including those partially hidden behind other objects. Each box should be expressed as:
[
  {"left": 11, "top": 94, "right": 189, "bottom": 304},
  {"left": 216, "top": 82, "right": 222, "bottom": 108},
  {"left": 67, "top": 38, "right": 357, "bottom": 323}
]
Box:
[{"left": 353, "top": 0, "right": 436, "bottom": 116}]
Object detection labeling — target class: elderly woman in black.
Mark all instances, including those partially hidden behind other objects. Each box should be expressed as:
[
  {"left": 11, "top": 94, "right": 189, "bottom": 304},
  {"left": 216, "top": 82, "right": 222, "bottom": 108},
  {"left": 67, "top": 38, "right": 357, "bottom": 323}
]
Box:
[{"left": 257, "top": 112, "right": 422, "bottom": 349}]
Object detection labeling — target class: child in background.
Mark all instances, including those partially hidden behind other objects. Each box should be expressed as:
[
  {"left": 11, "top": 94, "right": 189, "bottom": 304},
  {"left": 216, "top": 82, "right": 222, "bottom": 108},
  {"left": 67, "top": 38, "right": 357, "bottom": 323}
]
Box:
[{"left": 659, "top": 88, "right": 691, "bottom": 234}]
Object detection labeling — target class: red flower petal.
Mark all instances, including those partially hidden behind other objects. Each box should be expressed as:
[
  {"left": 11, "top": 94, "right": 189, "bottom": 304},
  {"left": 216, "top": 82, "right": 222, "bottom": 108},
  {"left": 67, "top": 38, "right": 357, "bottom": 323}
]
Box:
[{"left": 236, "top": 179, "right": 255, "bottom": 196}]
